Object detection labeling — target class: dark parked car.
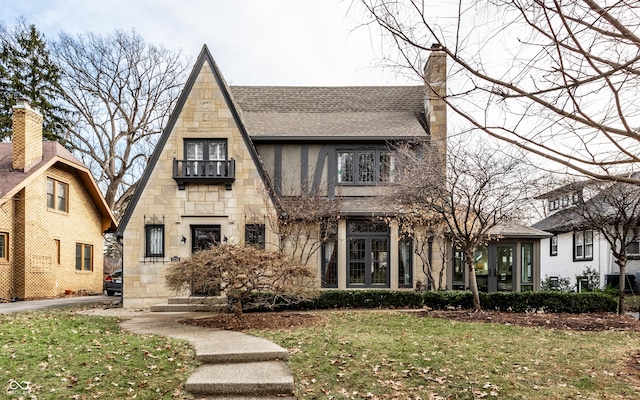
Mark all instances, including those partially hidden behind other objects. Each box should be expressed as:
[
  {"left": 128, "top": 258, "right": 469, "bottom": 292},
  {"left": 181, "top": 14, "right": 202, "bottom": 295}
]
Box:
[{"left": 103, "top": 269, "right": 122, "bottom": 296}]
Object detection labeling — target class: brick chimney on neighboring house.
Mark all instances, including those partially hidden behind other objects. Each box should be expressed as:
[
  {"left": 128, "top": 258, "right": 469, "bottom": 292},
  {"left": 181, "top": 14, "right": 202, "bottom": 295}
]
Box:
[
  {"left": 424, "top": 43, "right": 447, "bottom": 166},
  {"left": 12, "top": 99, "right": 43, "bottom": 172}
]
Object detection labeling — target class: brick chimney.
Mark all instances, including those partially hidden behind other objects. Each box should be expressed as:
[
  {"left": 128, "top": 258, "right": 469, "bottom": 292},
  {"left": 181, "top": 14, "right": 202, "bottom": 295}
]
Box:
[
  {"left": 12, "top": 100, "right": 43, "bottom": 172},
  {"left": 424, "top": 43, "right": 447, "bottom": 166}
]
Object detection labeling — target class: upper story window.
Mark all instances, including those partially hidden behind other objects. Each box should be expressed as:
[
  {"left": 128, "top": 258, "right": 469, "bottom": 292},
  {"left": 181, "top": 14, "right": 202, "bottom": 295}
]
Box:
[
  {"left": 338, "top": 149, "right": 393, "bottom": 185},
  {"left": 572, "top": 192, "right": 581, "bottom": 204},
  {"left": 47, "top": 178, "right": 68, "bottom": 212},
  {"left": 574, "top": 230, "right": 593, "bottom": 261},
  {"left": 549, "top": 198, "right": 559, "bottom": 212},
  {"left": 185, "top": 139, "right": 227, "bottom": 175}
]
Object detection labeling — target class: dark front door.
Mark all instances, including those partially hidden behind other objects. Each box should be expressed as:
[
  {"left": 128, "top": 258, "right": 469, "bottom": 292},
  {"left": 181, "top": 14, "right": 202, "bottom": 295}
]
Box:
[
  {"left": 347, "top": 221, "right": 390, "bottom": 288},
  {"left": 191, "top": 225, "right": 221, "bottom": 253}
]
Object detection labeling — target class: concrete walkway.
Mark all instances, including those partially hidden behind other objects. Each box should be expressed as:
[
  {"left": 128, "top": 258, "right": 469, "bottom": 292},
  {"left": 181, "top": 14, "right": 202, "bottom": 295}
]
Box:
[
  {"left": 0, "top": 294, "right": 114, "bottom": 314},
  {"left": 119, "top": 312, "right": 296, "bottom": 399}
]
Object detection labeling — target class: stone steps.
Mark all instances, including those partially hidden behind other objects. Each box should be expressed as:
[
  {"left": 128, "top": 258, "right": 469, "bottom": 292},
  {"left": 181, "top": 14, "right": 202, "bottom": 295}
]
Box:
[
  {"left": 186, "top": 361, "right": 294, "bottom": 397},
  {"left": 150, "top": 296, "right": 228, "bottom": 313}
]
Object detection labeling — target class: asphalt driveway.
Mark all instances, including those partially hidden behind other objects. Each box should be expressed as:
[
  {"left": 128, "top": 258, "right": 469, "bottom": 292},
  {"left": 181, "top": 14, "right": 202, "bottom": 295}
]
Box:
[{"left": 0, "top": 295, "right": 115, "bottom": 314}]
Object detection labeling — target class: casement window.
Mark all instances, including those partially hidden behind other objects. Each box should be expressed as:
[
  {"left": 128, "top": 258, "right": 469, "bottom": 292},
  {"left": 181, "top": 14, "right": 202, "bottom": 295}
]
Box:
[
  {"left": 0, "top": 232, "right": 8, "bottom": 261},
  {"left": 550, "top": 235, "right": 558, "bottom": 256},
  {"left": 398, "top": 237, "right": 413, "bottom": 288},
  {"left": 521, "top": 242, "right": 533, "bottom": 292},
  {"left": 321, "top": 224, "right": 338, "bottom": 288},
  {"left": 75, "top": 243, "right": 93, "bottom": 271},
  {"left": 337, "top": 149, "right": 393, "bottom": 184},
  {"left": 46, "top": 178, "right": 68, "bottom": 212},
  {"left": 184, "top": 139, "right": 227, "bottom": 176},
  {"left": 145, "top": 225, "right": 164, "bottom": 257},
  {"left": 245, "top": 224, "right": 265, "bottom": 249},
  {"left": 549, "top": 198, "right": 559, "bottom": 212},
  {"left": 573, "top": 230, "right": 593, "bottom": 261}
]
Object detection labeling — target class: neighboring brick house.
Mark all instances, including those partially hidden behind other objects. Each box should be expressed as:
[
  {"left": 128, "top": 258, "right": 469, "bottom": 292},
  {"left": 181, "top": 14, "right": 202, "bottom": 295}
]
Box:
[
  {"left": 115, "top": 45, "right": 449, "bottom": 308},
  {"left": 0, "top": 100, "right": 117, "bottom": 300}
]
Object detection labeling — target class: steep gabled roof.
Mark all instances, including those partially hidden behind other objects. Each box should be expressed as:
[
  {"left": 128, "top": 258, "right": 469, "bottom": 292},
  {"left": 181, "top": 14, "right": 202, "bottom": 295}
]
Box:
[
  {"left": 116, "top": 45, "right": 275, "bottom": 238},
  {"left": 231, "top": 86, "right": 427, "bottom": 140},
  {"left": 0, "top": 142, "right": 117, "bottom": 233}
]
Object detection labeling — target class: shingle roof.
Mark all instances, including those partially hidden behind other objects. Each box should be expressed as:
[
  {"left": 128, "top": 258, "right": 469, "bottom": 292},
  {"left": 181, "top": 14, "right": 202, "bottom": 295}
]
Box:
[
  {"left": 0, "top": 141, "right": 83, "bottom": 197},
  {"left": 230, "top": 86, "right": 427, "bottom": 139},
  {"left": 531, "top": 208, "right": 583, "bottom": 233},
  {"left": 0, "top": 141, "right": 117, "bottom": 232},
  {"left": 487, "top": 223, "right": 553, "bottom": 239}
]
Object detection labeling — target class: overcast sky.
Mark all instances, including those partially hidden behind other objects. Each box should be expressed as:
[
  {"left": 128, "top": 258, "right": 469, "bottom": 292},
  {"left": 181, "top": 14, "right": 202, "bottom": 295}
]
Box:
[{"left": 2, "top": 0, "right": 417, "bottom": 86}]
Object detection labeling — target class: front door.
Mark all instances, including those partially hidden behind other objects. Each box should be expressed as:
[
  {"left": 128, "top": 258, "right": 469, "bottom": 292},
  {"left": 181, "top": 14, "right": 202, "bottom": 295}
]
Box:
[{"left": 191, "top": 225, "right": 221, "bottom": 253}]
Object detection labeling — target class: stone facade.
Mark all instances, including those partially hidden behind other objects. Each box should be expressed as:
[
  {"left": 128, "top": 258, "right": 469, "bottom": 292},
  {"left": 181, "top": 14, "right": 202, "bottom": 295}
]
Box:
[
  {"left": 424, "top": 45, "right": 447, "bottom": 168},
  {"left": 121, "top": 61, "right": 276, "bottom": 308},
  {"left": 118, "top": 46, "right": 450, "bottom": 307}
]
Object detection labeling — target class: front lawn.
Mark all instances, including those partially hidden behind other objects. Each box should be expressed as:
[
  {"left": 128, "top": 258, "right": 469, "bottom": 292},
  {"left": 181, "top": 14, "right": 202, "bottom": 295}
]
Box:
[
  {"left": 254, "top": 311, "right": 640, "bottom": 399},
  {"left": 0, "top": 309, "right": 197, "bottom": 399}
]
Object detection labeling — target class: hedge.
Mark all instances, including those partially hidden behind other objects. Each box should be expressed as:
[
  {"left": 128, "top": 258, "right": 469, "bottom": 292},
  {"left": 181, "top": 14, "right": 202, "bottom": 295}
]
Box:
[{"left": 247, "top": 290, "right": 618, "bottom": 314}]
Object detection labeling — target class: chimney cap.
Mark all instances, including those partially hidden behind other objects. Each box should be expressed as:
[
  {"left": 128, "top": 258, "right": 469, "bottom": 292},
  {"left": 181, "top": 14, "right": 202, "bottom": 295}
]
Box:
[{"left": 430, "top": 43, "right": 442, "bottom": 50}]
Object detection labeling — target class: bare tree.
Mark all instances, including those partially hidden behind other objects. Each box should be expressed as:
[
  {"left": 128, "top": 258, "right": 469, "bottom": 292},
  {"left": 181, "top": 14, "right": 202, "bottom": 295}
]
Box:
[
  {"left": 393, "top": 213, "right": 447, "bottom": 290},
  {"left": 53, "top": 30, "right": 188, "bottom": 217},
  {"left": 256, "top": 183, "right": 341, "bottom": 268},
  {"left": 389, "top": 138, "right": 533, "bottom": 310},
  {"left": 356, "top": 0, "right": 640, "bottom": 183},
  {"left": 576, "top": 178, "right": 640, "bottom": 314}
]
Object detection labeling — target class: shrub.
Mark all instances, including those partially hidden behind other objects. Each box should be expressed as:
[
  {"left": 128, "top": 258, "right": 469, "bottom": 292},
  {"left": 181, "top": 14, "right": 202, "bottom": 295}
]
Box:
[
  {"left": 541, "top": 274, "right": 574, "bottom": 291},
  {"left": 259, "top": 290, "right": 617, "bottom": 314},
  {"left": 576, "top": 266, "right": 601, "bottom": 291},
  {"left": 164, "top": 244, "right": 318, "bottom": 315}
]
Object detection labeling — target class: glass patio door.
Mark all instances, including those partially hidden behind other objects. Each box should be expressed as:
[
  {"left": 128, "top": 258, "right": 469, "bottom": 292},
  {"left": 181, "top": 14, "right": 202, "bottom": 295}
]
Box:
[{"left": 490, "top": 244, "right": 516, "bottom": 292}]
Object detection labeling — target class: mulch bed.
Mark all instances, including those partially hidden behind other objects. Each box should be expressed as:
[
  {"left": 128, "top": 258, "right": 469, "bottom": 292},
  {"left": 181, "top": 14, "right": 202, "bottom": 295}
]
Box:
[
  {"left": 417, "top": 310, "right": 640, "bottom": 331},
  {"left": 180, "top": 312, "right": 324, "bottom": 332}
]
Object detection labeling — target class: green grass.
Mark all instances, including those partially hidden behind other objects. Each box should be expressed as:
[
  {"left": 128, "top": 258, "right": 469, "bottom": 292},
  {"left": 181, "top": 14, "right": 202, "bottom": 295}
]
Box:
[
  {"left": 253, "top": 311, "right": 640, "bottom": 399},
  {"left": 0, "top": 308, "right": 197, "bottom": 399}
]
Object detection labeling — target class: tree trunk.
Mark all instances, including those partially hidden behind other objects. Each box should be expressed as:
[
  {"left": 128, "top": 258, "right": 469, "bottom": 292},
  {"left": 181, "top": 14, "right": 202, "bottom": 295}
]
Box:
[
  {"left": 234, "top": 298, "right": 243, "bottom": 317},
  {"left": 618, "top": 261, "right": 627, "bottom": 315},
  {"left": 465, "top": 251, "right": 481, "bottom": 312}
]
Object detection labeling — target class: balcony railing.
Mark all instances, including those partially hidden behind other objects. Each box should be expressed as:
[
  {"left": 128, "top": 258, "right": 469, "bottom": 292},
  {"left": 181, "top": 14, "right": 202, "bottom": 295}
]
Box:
[{"left": 172, "top": 158, "right": 235, "bottom": 190}]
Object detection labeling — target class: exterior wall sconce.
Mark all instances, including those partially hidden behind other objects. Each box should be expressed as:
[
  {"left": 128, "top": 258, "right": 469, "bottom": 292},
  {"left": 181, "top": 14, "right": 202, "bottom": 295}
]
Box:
[
  {"left": 223, "top": 236, "right": 228, "bottom": 243},
  {"left": 181, "top": 235, "right": 187, "bottom": 244}
]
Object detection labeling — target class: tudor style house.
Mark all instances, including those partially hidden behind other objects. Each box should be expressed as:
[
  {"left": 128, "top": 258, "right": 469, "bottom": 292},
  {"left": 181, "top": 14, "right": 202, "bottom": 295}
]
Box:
[
  {"left": 116, "top": 45, "right": 450, "bottom": 308},
  {"left": 0, "top": 101, "right": 117, "bottom": 300},
  {"left": 532, "top": 181, "right": 640, "bottom": 290}
]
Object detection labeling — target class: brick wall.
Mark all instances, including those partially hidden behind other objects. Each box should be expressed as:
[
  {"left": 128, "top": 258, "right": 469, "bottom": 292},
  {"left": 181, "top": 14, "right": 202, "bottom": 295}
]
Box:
[
  {"left": 12, "top": 101, "right": 43, "bottom": 172},
  {"left": 0, "top": 165, "right": 105, "bottom": 299}
]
